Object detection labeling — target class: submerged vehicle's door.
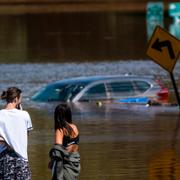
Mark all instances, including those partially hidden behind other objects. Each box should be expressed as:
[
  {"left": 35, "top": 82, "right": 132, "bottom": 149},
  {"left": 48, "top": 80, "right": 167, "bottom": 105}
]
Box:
[
  {"left": 78, "top": 83, "right": 107, "bottom": 102},
  {"left": 105, "top": 81, "right": 136, "bottom": 100}
]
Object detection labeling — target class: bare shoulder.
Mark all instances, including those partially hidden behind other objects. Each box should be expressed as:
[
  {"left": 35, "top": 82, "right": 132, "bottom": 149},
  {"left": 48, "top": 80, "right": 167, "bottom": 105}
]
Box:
[
  {"left": 55, "top": 128, "right": 64, "bottom": 136},
  {"left": 69, "top": 123, "right": 79, "bottom": 135}
]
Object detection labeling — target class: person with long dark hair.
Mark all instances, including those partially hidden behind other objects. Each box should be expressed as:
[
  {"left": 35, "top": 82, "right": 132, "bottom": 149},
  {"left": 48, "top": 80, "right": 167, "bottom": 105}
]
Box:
[
  {"left": 0, "top": 87, "right": 33, "bottom": 179},
  {"left": 49, "top": 104, "right": 80, "bottom": 180}
]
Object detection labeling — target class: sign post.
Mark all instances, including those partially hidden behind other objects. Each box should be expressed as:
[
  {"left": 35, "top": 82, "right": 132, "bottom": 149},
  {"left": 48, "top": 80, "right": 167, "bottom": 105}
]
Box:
[
  {"left": 146, "top": 26, "right": 180, "bottom": 107},
  {"left": 170, "top": 72, "right": 180, "bottom": 107}
]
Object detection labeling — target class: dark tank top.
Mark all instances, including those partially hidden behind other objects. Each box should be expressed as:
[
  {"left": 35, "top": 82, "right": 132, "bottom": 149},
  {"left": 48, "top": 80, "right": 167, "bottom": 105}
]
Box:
[{"left": 63, "top": 135, "right": 79, "bottom": 147}]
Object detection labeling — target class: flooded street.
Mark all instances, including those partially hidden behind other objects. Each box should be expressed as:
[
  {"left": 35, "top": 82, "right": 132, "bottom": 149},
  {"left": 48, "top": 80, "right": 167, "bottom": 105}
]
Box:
[
  {"left": 0, "top": 10, "right": 180, "bottom": 180},
  {"left": 0, "top": 11, "right": 176, "bottom": 63},
  {"left": 0, "top": 13, "right": 148, "bottom": 62},
  {"left": 27, "top": 102, "right": 180, "bottom": 180},
  {"left": 0, "top": 61, "right": 180, "bottom": 179}
]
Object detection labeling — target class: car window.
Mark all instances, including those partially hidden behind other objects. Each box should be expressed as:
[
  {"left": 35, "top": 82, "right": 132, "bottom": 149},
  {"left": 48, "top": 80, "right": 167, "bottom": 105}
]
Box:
[
  {"left": 59, "top": 84, "right": 85, "bottom": 102},
  {"left": 134, "top": 81, "right": 150, "bottom": 93},
  {"left": 106, "top": 81, "right": 135, "bottom": 98},
  {"left": 79, "top": 83, "right": 106, "bottom": 101}
]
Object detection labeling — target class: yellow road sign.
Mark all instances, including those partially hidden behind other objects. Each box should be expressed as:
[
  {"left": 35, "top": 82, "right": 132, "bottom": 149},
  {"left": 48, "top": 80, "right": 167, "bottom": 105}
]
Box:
[{"left": 146, "top": 26, "right": 180, "bottom": 72}]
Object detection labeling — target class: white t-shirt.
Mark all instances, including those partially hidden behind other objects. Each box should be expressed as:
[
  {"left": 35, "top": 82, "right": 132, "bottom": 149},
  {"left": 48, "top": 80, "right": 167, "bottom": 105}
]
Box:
[{"left": 0, "top": 108, "right": 33, "bottom": 161}]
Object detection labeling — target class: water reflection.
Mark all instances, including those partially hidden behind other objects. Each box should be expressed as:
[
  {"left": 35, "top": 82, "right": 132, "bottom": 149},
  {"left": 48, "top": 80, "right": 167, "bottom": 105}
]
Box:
[
  {"left": 149, "top": 148, "right": 179, "bottom": 179},
  {"left": 0, "top": 13, "right": 148, "bottom": 62},
  {"left": 25, "top": 102, "right": 180, "bottom": 179},
  {"left": 0, "top": 11, "right": 178, "bottom": 63},
  {"left": 148, "top": 114, "right": 180, "bottom": 180}
]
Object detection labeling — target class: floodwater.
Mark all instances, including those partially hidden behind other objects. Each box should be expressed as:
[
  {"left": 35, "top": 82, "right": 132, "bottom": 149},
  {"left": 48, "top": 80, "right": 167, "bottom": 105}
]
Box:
[
  {"left": 0, "top": 11, "right": 180, "bottom": 180},
  {"left": 0, "top": 11, "right": 177, "bottom": 63},
  {"left": 27, "top": 102, "right": 180, "bottom": 180},
  {"left": 0, "top": 61, "right": 180, "bottom": 180}
]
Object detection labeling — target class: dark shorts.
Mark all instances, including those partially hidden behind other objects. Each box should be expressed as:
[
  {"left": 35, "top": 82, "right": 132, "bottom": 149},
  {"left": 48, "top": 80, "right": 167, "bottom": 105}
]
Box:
[{"left": 0, "top": 149, "right": 31, "bottom": 180}]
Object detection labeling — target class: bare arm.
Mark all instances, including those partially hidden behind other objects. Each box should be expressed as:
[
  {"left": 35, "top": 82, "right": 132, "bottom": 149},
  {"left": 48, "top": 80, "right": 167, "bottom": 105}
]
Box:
[
  {"left": 48, "top": 129, "right": 64, "bottom": 170},
  {"left": 55, "top": 129, "right": 63, "bottom": 144}
]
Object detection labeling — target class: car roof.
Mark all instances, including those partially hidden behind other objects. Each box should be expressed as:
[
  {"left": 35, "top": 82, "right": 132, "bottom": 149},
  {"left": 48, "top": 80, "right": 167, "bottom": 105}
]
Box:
[{"left": 48, "top": 75, "right": 156, "bottom": 87}]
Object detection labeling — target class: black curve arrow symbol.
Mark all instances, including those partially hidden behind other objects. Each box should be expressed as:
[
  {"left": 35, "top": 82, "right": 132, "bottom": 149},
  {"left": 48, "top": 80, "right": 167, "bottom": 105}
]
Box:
[{"left": 152, "top": 38, "right": 175, "bottom": 59}]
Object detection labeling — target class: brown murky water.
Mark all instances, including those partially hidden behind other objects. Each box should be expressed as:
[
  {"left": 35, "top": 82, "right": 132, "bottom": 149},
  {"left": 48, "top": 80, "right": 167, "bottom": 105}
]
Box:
[
  {"left": 27, "top": 103, "right": 180, "bottom": 180},
  {"left": 0, "top": 11, "right": 176, "bottom": 63},
  {"left": 0, "top": 10, "right": 180, "bottom": 180}
]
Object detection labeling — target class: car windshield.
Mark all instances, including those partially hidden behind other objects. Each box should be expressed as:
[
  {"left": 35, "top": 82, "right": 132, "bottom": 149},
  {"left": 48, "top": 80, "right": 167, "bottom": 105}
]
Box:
[
  {"left": 31, "top": 83, "right": 85, "bottom": 102},
  {"left": 59, "top": 84, "right": 85, "bottom": 102}
]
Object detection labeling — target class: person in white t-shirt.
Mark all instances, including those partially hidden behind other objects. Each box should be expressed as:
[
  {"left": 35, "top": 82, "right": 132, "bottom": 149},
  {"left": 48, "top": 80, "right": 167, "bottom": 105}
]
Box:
[{"left": 0, "top": 87, "right": 33, "bottom": 179}]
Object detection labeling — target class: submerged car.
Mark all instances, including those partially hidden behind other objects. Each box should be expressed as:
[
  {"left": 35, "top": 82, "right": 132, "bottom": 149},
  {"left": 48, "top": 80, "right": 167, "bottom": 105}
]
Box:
[{"left": 31, "top": 75, "right": 169, "bottom": 103}]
